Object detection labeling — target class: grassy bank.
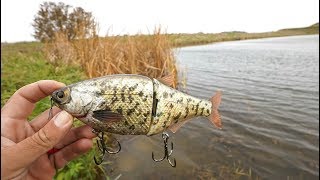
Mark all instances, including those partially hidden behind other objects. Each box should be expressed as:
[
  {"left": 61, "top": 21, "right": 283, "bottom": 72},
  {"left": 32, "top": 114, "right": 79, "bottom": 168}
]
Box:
[{"left": 1, "top": 43, "right": 109, "bottom": 179}]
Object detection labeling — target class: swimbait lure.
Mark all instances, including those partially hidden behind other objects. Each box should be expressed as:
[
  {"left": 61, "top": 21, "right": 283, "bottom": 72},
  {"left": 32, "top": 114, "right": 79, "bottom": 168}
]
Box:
[{"left": 51, "top": 74, "right": 222, "bottom": 167}]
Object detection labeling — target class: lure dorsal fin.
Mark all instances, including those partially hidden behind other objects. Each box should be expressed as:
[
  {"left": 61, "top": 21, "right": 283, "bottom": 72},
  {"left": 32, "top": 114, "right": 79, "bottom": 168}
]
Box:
[
  {"left": 157, "top": 74, "right": 175, "bottom": 87},
  {"left": 209, "top": 91, "right": 222, "bottom": 129},
  {"left": 93, "top": 110, "right": 123, "bottom": 122}
]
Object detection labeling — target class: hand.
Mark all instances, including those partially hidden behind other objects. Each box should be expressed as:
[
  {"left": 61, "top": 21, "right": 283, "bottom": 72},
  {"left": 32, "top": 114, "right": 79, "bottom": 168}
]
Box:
[{"left": 1, "top": 80, "right": 96, "bottom": 180}]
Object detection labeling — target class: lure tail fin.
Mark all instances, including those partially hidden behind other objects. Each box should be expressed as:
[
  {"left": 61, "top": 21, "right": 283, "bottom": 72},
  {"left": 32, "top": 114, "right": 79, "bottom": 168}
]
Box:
[{"left": 209, "top": 91, "right": 222, "bottom": 129}]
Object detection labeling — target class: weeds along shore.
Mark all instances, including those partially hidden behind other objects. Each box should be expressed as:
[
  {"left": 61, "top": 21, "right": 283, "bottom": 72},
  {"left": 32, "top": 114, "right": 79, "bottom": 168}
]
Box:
[{"left": 43, "top": 27, "right": 178, "bottom": 88}]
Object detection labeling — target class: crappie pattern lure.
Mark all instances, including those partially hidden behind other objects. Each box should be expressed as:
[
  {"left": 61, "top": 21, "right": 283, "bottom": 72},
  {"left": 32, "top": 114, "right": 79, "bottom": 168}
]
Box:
[{"left": 51, "top": 74, "right": 222, "bottom": 167}]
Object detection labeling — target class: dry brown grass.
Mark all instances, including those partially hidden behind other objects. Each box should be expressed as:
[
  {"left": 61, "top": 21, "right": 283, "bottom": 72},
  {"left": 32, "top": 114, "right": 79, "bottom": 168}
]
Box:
[
  {"left": 44, "top": 27, "right": 178, "bottom": 88},
  {"left": 192, "top": 161, "right": 261, "bottom": 180}
]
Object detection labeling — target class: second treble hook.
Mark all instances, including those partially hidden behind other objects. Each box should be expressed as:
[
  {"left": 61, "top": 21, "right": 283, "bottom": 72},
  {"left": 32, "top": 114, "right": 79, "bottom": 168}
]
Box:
[
  {"left": 152, "top": 132, "right": 176, "bottom": 167},
  {"left": 93, "top": 130, "right": 121, "bottom": 165}
]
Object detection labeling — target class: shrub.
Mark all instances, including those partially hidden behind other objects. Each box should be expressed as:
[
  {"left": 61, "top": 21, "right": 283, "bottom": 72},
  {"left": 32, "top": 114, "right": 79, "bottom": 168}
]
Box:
[{"left": 33, "top": 2, "right": 96, "bottom": 42}]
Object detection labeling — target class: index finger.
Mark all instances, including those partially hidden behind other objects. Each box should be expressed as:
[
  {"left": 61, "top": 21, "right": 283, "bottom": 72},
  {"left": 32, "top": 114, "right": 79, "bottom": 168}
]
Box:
[{"left": 1, "top": 80, "right": 65, "bottom": 120}]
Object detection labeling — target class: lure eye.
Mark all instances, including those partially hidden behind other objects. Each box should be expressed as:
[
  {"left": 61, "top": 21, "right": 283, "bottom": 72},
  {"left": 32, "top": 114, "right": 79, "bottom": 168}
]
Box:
[
  {"left": 52, "top": 87, "right": 71, "bottom": 105},
  {"left": 57, "top": 91, "right": 65, "bottom": 98}
]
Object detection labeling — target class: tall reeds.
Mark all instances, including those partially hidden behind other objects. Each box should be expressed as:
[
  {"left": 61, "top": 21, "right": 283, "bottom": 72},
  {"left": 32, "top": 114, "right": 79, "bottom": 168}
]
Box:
[{"left": 44, "top": 26, "right": 178, "bottom": 87}]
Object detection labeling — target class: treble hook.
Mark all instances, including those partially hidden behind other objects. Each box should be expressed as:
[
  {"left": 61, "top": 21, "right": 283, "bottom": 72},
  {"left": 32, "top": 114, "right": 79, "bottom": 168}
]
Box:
[
  {"left": 152, "top": 132, "right": 176, "bottom": 167},
  {"left": 93, "top": 130, "right": 121, "bottom": 165}
]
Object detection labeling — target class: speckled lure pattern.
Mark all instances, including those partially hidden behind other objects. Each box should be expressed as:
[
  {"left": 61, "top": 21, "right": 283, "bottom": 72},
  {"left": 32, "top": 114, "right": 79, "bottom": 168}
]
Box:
[{"left": 51, "top": 74, "right": 222, "bottom": 136}]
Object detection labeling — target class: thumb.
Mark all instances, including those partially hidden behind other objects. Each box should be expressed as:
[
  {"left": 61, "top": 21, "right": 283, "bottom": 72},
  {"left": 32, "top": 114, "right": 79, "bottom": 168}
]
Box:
[{"left": 8, "top": 111, "right": 73, "bottom": 169}]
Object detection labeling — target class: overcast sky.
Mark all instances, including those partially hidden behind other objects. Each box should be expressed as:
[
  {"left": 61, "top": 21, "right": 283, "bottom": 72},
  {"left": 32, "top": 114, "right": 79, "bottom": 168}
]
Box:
[{"left": 1, "top": 0, "right": 319, "bottom": 42}]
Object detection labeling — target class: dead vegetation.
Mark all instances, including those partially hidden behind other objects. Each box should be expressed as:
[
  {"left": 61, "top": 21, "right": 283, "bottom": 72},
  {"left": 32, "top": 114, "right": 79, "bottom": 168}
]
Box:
[{"left": 44, "top": 26, "right": 178, "bottom": 88}]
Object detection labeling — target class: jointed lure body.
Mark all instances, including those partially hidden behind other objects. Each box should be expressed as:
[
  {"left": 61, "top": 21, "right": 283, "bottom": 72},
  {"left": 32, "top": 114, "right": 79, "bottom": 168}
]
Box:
[{"left": 51, "top": 74, "right": 222, "bottom": 167}]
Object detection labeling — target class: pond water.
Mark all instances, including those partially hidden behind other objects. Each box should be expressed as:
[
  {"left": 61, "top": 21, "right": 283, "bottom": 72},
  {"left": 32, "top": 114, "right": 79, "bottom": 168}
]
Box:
[{"left": 106, "top": 35, "right": 319, "bottom": 179}]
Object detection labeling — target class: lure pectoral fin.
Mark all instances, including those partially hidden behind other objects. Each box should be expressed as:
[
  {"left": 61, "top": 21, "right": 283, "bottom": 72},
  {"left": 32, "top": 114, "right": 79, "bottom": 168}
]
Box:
[
  {"left": 93, "top": 110, "right": 124, "bottom": 122},
  {"left": 209, "top": 91, "right": 222, "bottom": 129}
]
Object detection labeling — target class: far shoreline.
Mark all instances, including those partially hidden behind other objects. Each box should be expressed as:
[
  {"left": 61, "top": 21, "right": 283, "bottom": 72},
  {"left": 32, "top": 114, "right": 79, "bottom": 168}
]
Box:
[
  {"left": 174, "top": 34, "right": 319, "bottom": 49},
  {"left": 2, "top": 23, "right": 318, "bottom": 48},
  {"left": 169, "top": 23, "right": 319, "bottom": 48}
]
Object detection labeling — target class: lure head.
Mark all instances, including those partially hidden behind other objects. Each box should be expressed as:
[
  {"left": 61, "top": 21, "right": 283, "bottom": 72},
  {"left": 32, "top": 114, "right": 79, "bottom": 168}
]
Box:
[{"left": 51, "top": 85, "right": 94, "bottom": 118}]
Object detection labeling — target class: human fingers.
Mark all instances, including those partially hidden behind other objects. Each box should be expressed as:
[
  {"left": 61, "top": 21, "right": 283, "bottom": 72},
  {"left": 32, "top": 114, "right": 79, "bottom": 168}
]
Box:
[
  {"left": 50, "top": 138, "right": 93, "bottom": 169},
  {"left": 29, "top": 107, "right": 62, "bottom": 132},
  {"left": 1, "top": 80, "right": 65, "bottom": 120},
  {"left": 2, "top": 111, "right": 73, "bottom": 171},
  {"left": 54, "top": 125, "right": 96, "bottom": 149},
  {"left": 27, "top": 155, "right": 56, "bottom": 180}
]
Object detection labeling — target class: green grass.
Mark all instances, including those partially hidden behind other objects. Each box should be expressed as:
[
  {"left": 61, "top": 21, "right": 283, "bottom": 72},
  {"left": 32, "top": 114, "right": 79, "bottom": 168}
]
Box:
[
  {"left": 1, "top": 42, "right": 85, "bottom": 118},
  {"left": 1, "top": 43, "right": 109, "bottom": 179}
]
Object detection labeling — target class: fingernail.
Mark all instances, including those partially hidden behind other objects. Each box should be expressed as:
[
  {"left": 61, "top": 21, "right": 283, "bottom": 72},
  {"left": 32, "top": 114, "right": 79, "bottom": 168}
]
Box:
[
  {"left": 54, "top": 111, "right": 72, "bottom": 127},
  {"left": 57, "top": 82, "right": 66, "bottom": 87}
]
